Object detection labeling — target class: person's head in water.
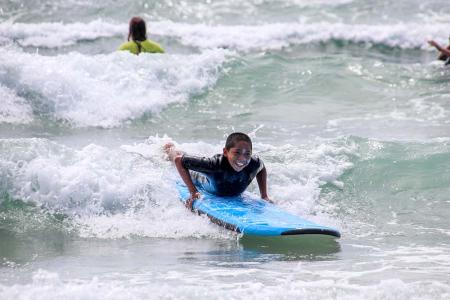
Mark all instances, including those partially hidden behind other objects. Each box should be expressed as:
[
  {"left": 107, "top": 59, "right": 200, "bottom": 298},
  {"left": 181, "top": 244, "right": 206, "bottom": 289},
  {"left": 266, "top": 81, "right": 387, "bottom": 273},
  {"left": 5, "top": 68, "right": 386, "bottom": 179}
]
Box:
[
  {"left": 223, "top": 132, "right": 253, "bottom": 172},
  {"left": 128, "top": 17, "right": 147, "bottom": 42}
]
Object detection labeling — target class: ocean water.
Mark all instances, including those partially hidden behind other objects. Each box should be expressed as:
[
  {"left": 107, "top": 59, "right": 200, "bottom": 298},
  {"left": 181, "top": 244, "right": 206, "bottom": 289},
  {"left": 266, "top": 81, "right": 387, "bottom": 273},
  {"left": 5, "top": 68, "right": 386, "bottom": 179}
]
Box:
[{"left": 1, "top": 0, "right": 450, "bottom": 299}]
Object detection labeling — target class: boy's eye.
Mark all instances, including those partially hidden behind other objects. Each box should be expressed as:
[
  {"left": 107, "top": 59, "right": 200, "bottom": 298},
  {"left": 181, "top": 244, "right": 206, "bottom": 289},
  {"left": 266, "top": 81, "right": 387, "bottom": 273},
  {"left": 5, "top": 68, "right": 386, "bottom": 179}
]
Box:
[{"left": 233, "top": 150, "right": 251, "bottom": 157}]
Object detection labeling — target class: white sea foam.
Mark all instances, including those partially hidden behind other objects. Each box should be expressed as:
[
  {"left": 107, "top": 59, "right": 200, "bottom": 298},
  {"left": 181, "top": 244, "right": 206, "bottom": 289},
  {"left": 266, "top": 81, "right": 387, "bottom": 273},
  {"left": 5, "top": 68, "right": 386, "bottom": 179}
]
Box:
[
  {"left": 0, "top": 268, "right": 449, "bottom": 300},
  {"left": 0, "top": 84, "right": 33, "bottom": 124},
  {"left": 407, "top": 97, "right": 447, "bottom": 121},
  {"left": 1, "top": 19, "right": 449, "bottom": 50},
  {"left": 153, "top": 21, "right": 449, "bottom": 51},
  {"left": 285, "top": 0, "right": 354, "bottom": 7},
  {"left": 253, "top": 140, "right": 354, "bottom": 228},
  {"left": 0, "top": 19, "right": 124, "bottom": 48},
  {"left": 0, "top": 47, "right": 231, "bottom": 127}
]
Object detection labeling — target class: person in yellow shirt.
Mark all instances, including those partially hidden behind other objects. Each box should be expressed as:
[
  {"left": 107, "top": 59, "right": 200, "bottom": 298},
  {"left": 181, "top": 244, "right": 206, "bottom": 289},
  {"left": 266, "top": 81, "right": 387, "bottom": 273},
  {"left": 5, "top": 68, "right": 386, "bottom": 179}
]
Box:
[{"left": 118, "top": 17, "right": 164, "bottom": 55}]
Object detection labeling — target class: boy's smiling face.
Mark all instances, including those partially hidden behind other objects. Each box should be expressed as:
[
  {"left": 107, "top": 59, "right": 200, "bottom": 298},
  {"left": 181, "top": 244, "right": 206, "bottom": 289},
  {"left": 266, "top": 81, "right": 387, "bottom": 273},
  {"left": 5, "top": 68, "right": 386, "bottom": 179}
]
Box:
[{"left": 223, "top": 140, "right": 252, "bottom": 172}]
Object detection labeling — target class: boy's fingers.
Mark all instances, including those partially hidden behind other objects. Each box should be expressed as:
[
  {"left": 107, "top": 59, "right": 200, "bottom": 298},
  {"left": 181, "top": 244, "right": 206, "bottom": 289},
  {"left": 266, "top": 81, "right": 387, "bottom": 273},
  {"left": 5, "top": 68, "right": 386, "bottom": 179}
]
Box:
[
  {"left": 163, "top": 143, "right": 174, "bottom": 151},
  {"left": 186, "top": 197, "right": 197, "bottom": 210}
]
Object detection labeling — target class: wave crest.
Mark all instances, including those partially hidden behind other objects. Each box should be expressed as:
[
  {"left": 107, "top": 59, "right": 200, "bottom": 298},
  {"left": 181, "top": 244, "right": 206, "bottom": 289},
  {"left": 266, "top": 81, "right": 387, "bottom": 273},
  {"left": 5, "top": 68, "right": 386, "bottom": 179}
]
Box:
[
  {"left": 1, "top": 19, "right": 448, "bottom": 50},
  {"left": 0, "top": 47, "right": 232, "bottom": 127}
]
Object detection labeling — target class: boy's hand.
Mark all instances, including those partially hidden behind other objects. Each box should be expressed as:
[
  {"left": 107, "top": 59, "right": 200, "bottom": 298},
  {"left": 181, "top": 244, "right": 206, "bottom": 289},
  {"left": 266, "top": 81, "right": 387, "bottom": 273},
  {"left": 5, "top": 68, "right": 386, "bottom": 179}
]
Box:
[
  {"left": 262, "top": 195, "right": 273, "bottom": 203},
  {"left": 163, "top": 142, "right": 174, "bottom": 152},
  {"left": 186, "top": 191, "right": 201, "bottom": 210},
  {"left": 164, "top": 142, "right": 184, "bottom": 162},
  {"left": 163, "top": 142, "right": 175, "bottom": 160}
]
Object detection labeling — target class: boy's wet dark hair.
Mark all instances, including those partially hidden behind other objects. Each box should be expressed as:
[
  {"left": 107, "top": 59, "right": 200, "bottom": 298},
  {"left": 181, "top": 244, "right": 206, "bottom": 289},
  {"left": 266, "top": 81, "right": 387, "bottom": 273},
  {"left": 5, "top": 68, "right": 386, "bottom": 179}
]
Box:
[
  {"left": 225, "top": 132, "right": 252, "bottom": 150},
  {"left": 128, "top": 17, "right": 147, "bottom": 42}
]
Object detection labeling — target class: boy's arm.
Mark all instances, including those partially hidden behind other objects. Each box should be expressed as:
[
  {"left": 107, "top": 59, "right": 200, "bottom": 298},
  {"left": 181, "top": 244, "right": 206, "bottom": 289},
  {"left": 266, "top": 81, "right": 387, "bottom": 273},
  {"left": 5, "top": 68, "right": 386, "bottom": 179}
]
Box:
[
  {"left": 164, "top": 143, "right": 200, "bottom": 209},
  {"left": 256, "top": 166, "right": 272, "bottom": 202},
  {"left": 174, "top": 156, "right": 200, "bottom": 209}
]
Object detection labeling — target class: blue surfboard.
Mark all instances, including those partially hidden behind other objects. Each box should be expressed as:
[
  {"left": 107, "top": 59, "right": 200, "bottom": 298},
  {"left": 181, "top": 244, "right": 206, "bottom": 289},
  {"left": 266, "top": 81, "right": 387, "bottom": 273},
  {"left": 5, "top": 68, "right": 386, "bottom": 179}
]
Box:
[{"left": 177, "top": 184, "right": 341, "bottom": 238}]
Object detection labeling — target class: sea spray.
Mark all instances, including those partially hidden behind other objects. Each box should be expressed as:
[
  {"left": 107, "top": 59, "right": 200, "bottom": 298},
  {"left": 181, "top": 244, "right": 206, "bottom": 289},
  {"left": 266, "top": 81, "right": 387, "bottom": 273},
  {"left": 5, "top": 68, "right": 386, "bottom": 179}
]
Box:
[{"left": 0, "top": 47, "right": 233, "bottom": 127}]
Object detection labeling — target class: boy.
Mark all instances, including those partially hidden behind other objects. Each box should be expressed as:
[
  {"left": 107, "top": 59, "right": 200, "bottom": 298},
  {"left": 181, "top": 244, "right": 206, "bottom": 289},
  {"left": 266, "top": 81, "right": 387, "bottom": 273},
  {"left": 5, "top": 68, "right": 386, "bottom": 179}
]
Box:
[{"left": 164, "top": 132, "right": 271, "bottom": 209}]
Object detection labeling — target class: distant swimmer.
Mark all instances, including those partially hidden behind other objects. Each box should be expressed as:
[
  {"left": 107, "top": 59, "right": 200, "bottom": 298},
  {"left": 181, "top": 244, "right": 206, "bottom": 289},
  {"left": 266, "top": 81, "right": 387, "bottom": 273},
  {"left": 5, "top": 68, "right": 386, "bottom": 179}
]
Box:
[
  {"left": 428, "top": 38, "right": 450, "bottom": 65},
  {"left": 118, "top": 16, "right": 164, "bottom": 55}
]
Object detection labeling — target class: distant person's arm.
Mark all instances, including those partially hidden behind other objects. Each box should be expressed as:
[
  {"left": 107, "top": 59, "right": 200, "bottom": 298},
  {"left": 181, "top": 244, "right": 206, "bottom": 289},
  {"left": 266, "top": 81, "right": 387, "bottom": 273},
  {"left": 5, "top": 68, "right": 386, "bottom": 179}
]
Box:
[{"left": 428, "top": 40, "right": 450, "bottom": 57}]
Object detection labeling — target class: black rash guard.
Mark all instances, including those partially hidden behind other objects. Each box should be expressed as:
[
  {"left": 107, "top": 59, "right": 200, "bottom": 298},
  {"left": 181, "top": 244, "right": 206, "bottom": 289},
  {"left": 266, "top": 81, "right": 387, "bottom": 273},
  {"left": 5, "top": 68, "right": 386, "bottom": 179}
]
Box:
[{"left": 181, "top": 154, "right": 264, "bottom": 196}]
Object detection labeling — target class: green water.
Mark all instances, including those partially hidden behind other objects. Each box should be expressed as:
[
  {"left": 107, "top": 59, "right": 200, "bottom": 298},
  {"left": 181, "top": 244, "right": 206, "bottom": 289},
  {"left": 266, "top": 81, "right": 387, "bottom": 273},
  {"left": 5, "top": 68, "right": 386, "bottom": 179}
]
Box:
[{"left": 1, "top": 0, "right": 450, "bottom": 299}]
